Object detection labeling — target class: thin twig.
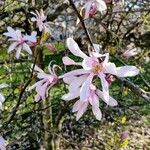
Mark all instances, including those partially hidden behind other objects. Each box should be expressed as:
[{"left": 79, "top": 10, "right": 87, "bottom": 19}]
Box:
[
  {"left": 68, "top": 0, "right": 94, "bottom": 48},
  {"left": 2, "top": 54, "right": 38, "bottom": 129}
]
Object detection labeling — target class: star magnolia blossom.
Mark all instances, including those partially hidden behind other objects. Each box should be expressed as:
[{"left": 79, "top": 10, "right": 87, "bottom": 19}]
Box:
[
  {"left": 123, "top": 48, "right": 139, "bottom": 59},
  {"left": 62, "top": 75, "right": 117, "bottom": 120},
  {"left": 0, "top": 83, "right": 8, "bottom": 110},
  {"left": 82, "top": 0, "right": 107, "bottom": 19},
  {"left": 61, "top": 38, "right": 139, "bottom": 103},
  {"left": 3, "top": 27, "right": 37, "bottom": 59},
  {"left": 0, "top": 136, "right": 7, "bottom": 150},
  {"left": 31, "top": 9, "right": 49, "bottom": 32},
  {"left": 29, "top": 63, "right": 59, "bottom": 102}
]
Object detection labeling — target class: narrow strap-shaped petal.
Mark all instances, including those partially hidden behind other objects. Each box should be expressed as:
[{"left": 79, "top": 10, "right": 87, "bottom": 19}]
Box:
[
  {"left": 16, "top": 45, "right": 22, "bottom": 59},
  {"left": 96, "top": 89, "right": 118, "bottom": 106},
  {"left": 61, "top": 91, "right": 80, "bottom": 101},
  {"left": 8, "top": 42, "right": 18, "bottom": 53},
  {"left": 67, "top": 38, "right": 88, "bottom": 59},
  {"left": 80, "top": 73, "right": 94, "bottom": 101},
  {"left": 116, "top": 66, "right": 139, "bottom": 77},
  {"left": 23, "top": 43, "right": 32, "bottom": 55},
  {"left": 98, "top": 73, "right": 109, "bottom": 102},
  {"left": 76, "top": 102, "right": 88, "bottom": 121},
  {"left": 92, "top": 106, "right": 102, "bottom": 120}
]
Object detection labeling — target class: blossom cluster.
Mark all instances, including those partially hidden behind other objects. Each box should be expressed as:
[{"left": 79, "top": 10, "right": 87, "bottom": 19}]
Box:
[{"left": 1, "top": 5, "right": 140, "bottom": 148}]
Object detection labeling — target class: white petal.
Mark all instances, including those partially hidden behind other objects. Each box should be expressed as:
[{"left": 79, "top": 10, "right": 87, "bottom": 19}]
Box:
[
  {"left": 61, "top": 91, "right": 79, "bottom": 101},
  {"left": 31, "top": 17, "right": 36, "bottom": 22},
  {"left": 116, "top": 66, "right": 139, "bottom": 77},
  {"left": 69, "top": 75, "right": 88, "bottom": 92},
  {"left": 62, "top": 56, "right": 76, "bottom": 65},
  {"left": 80, "top": 73, "right": 94, "bottom": 101},
  {"left": 82, "top": 57, "right": 98, "bottom": 70},
  {"left": 99, "top": 73, "right": 109, "bottom": 102},
  {"left": 93, "top": 44, "right": 101, "bottom": 53},
  {"left": 16, "top": 45, "right": 22, "bottom": 59},
  {"left": 67, "top": 38, "right": 87, "bottom": 59},
  {"left": 8, "top": 42, "right": 18, "bottom": 53},
  {"left": 72, "top": 100, "right": 82, "bottom": 112},
  {"left": 96, "top": 0, "right": 107, "bottom": 12},
  {"left": 104, "top": 62, "right": 117, "bottom": 75},
  {"left": 23, "top": 43, "right": 32, "bottom": 55},
  {"left": 96, "top": 89, "right": 118, "bottom": 106},
  {"left": 92, "top": 106, "right": 102, "bottom": 120},
  {"left": 63, "top": 76, "right": 77, "bottom": 84},
  {"left": 76, "top": 102, "right": 88, "bottom": 121}
]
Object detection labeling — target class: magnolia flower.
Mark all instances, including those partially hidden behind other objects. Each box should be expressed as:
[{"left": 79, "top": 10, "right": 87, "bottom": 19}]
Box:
[
  {"left": 0, "top": 83, "right": 8, "bottom": 110},
  {"left": 3, "top": 27, "right": 37, "bottom": 59},
  {"left": 62, "top": 78, "right": 117, "bottom": 120},
  {"left": 31, "top": 9, "right": 49, "bottom": 32},
  {"left": 61, "top": 38, "right": 139, "bottom": 103},
  {"left": 82, "top": 0, "right": 107, "bottom": 19},
  {"left": 28, "top": 63, "right": 59, "bottom": 102},
  {"left": 0, "top": 136, "right": 7, "bottom": 150},
  {"left": 123, "top": 48, "right": 139, "bottom": 59}
]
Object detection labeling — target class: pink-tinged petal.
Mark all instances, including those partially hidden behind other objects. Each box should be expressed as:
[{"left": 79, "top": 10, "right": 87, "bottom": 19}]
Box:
[
  {"left": 37, "top": 73, "right": 54, "bottom": 81},
  {"left": 104, "top": 62, "right": 117, "bottom": 75},
  {"left": 61, "top": 91, "right": 79, "bottom": 101},
  {"left": 96, "top": 89, "right": 118, "bottom": 106},
  {"left": 8, "top": 42, "right": 18, "bottom": 52},
  {"left": 89, "top": 93, "right": 99, "bottom": 106},
  {"left": 80, "top": 73, "right": 94, "bottom": 101},
  {"left": 96, "top": 0, "right": 107, "bottom": 12},
  {"left": 84, "top": 1, "right": 92, "bottom": 19},
  {"left": 72, "top": 100, "right": 82, "bottom": 112},
  {"left": 35, "top": 94, "right": 41, "bottom": 102},
  {"left": 63, "top": 76, "right": 77, "bottom": 84},
  {"left": 82, "top": 57, "right": 98, "bottom": 70},
  {"left": 69, "top": 75, "right": 88, "bottom": 92},
  {"left": 98, "top": 73, "right": 109, "bottom": 102},
  {"left": 16, "top": 45, "right": 22, "bottom": 59},
  {"left": 67, "top": 38, "right": 87, "bottom": 59},
  {"left": 92, "top": 105, "right": 102, "bottom": 120},
  {"left": 62, "top": 56, "right": 76, "bottom": 65},
  {"left": 76, "top": 101, "right": 88, "bottom": 121},
  {"left": 36, "top": 82, "right": 49, "bottom": 100},
  {"left": 0, "top": 93, "right": 5, "bottom": 103},
  {"left": 23, "top": 43, "right": 32, "bottom": 55},
  {"left": 24, "top": 32, "right": 37, "bottom": 43},
  {"left": 4, "top": 26, "right": 17, "bottom": 39},
  {"left": 116, "top": 66, "right": 139, "bottom": 77},
  {"left": 59, "top": 69, "right": 90, "bottom": 79}
]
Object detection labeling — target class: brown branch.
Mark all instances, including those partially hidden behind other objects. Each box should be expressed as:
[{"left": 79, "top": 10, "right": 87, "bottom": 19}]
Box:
[
  {"left": 68, "top": 0, "right": 94, "bottom": 48},
  {"left": 117, "top": 77, "right": 150, "bottom": 102}
]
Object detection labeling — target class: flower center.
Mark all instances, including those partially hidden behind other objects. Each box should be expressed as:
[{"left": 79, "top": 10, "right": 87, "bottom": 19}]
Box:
[{"left": 92, "top": 64, "right": 103, "bottom": 74}]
